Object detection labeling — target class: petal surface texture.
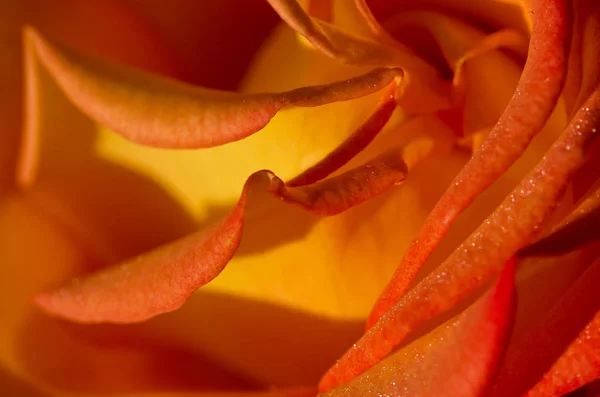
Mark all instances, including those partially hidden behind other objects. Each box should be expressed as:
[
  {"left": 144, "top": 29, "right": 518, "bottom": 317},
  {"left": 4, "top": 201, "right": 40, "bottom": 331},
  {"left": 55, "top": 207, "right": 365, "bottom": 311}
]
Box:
[
  {"left": 368, "top": 0, "right": 571, "bottom": 327},
  {"left": 321, "top": 76, "right": 600, "bottom": 391},
  {"left": 319, "top": 259, "right": 516, "bottom": 396}
]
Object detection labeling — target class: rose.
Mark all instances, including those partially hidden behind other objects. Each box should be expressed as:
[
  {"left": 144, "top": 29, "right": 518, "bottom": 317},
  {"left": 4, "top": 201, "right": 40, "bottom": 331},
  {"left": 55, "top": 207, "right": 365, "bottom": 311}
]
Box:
[{"left": 1, "top": 0, "right": 599, "bottom": 396}]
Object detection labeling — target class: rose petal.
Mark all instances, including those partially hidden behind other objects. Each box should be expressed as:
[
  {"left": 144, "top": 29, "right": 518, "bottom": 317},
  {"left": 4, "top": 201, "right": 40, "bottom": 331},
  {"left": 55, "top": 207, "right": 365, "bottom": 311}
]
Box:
[
  {"left": 0, "top": 195, "right": 252, "bottom": 394},
  {"left": 108, "top": 389, "right": 316, "bottom": 397},
  {"left": 266, "top": 0, "right": 415, "bottom": 66},
  {"left": 35, "top": 150, "right": 407, "bottom": 323},
  {"left": 563, "top": 0, "right": 600, "bottom": 116},
  {"left": 368, "top": 0, "right": 571, "bottom": 327},
  {"left": 287, "top": 80, "right": 399, "bottom": 186},
  {"left": 0, "top": 0, "right": 182, "bottom": 192},
  {"left": 321, "top": 79, "right": 600, "bottom": 390},
  {"left": 142, "top": 119, "right": 457, "bottom": 385},
  {"left": 365, "top": 0, "right": 532, "bottom": 33},
  {"left": 523, "top": 311, "right": 600, "bottom": 397},
  {"left": 129, "top": 0, "right": 279, "bottom": 89},
  {"left": 383, "top": 11, "right": 525, "bottom": 141},
  {"left": 489, "top": 257, "right": 600, "bottom": 396},
  {"left": 265, "top": 0, "right": 452, "bottom": 113},
  {"left": 519, "top": 185, "right": 600, "bottom": 257},
  {"left": 21, "top": 27, "right": 400, "bottom": 154},
  {"left": 319, "top": 258, "right": 517, "bottom": 395}
]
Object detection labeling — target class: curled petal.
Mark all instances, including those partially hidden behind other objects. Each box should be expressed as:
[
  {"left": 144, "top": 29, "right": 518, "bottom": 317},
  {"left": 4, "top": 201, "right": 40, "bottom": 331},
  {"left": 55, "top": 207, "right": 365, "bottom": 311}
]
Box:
[
  {"left": 320, "top": 259, "right": 517, "bottom": 396},
  {"left": 266, "top": 0, "right": 419, "bottom": 67},
  {"left": 265, "top": 0, "right": 451, "bottom": 113},
  {"left": 490, "top": 257, "right": 600, "bottom": 396},
  {"left": 321, "top": 81, "right": 600, "bottom": 390},
  {"left": 368, "top": 0, "right": 571, "bottom": 327},
  {"left": 287, "top": 80, "right": 399, "bottom": 187},
  {"left": 35, "top": 150, "right": 407, "bottom": 323},
  {"left": 23, "top": 27, "right": 400, "bottom": 150}
]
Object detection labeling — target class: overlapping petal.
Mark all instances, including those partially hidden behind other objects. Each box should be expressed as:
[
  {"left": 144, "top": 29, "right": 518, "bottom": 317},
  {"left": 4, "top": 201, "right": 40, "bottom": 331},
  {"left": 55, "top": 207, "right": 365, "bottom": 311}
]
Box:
[
  {"left": 36, "top": 149, "right": 407, "bottom": 323},
  {"left": 21, "top": 28, "right": 400, "bottom": 156},
  {"left": 0, "top": 194, "right": 256, "bottom": 394},
  {"left": 490, "top": 256, "right": 600, "bottom": 396},
  {"left": 320, "top": 258, "right": 516, "bottom": 396},
  {"left": 368, "top": 0, "right": 571, "bottom": 326},
  {"left": 321, "top": 80, "right": 600, "bottom": 389},
  {"left": 266, "top": 0, "right": 451, "bottom": 113}
]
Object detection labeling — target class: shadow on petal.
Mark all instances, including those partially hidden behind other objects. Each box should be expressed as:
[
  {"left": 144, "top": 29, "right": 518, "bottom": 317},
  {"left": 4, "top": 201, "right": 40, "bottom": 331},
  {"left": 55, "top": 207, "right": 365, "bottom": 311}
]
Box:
[
  {"left": 15, "top": 309, "right": 258, "bottom": 395},
  {"left": 142, "top": 291, "right": 365, "bottom": 387}
]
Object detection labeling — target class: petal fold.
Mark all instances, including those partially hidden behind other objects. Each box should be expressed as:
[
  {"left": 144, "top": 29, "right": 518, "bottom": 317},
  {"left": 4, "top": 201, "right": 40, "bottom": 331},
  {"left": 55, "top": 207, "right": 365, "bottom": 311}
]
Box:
[
  {"left": 490, "top": 257, "right": 600, "bottom": 396},
  {"left": 265, "top": 0, "right": 452, "bottom": 113},
  {"left": 368, "top": 0, "right": 571, "bottom": 327},
  {"left": 321, "top": 81, "right": 600, "bottom": 389},
  {"left": 35, "top": 150, "right": 407, "bottom": 323},
  {"left": 319, "top": 259, "right": 517, "bottom": 395}
]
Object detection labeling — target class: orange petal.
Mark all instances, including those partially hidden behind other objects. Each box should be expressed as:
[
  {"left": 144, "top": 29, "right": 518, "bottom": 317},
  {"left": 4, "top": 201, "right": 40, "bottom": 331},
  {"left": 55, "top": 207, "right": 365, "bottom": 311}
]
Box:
[
  {"left": 489, "top": 257, "right": 600, "bottom": 396},
  {"left": 35, "top": 150, "right": 406, "bottom": 323},
  {"left": 563, "top": 0, "right": 600, "bottom": 116},
  {"left": 365, "top": 0, "right": 532, "bottom": 34},
  {"left": 321, "top": 79, "right": 600, "bottom": 389},
  {"left": 319, "top": 258, "right": 517, "bottom": 395},
  {"left": 265, "top": 0, "right": 451, "bottom": 113},
  {"left": 266, "top": 0, "right": 415, "bottom": 66},
  {"left": 519, "top": 184, "right": 600, "bottom": 257},
  {"left": 287, "top": 80, "right": 399, "bottom": 186},
  {"left": 110, "top": 389, "right": 316, "bottom": 397},
  {"left": 129, "top": 0, "right": 279, "bottom": 89},
  {"left": 382, "top": 10, "right": 525, "bottom": 141},
  {"left": 368, "top": 0, "right": 571, "bottom": 327},
  {"left": 22, "top": 27, "right": 400, "bottom": 153},
  {"left": 0, "top": 0, "right": 182, "bottom": 193},
  {"left": 0, "top": 194, "right": 255, "bottom": 394},
  {"left": 523, "top": 311, "right": 600, "bottom": 397}
]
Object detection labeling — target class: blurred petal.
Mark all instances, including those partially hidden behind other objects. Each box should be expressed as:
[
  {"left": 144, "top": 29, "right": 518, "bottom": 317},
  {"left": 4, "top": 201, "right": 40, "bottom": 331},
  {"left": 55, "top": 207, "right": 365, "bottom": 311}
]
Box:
[
  {"left": 319, "top": 259, "right": 517, "bottom": 395},
  {"left": 0, "top": 0, "right": 181, "bottom": 192},
  {"left": 101, "top": 389, "right": 316, "bottom": 397},
  {"left": 524, "top": 310, "right": 600, "bottom": 396},
  {"left": 490, "top": 257, "right": 600, "bottom": 396},
  {"left": 0, "top": 194, "right": 252, "bottom": 394},
  {"left": 383, "top": 11, "right": 525, "bottom": 140},
  {"left": 36, "top": 150, "right": 407, "bottom": 323},
  {"left": 0, "top": 364, "right": 48, "bottom": 397},
  {"left": 369, "top": 0, "right": 571, "bottom": 326},
  {"left": 130, "top": 0, "right": 279, "bottom": 89},
  {"left": 563, "top": 0, "right": 600, "bottom": 116},
  {"left": 365, "top": 0, "right": 532, "bottom": 33},
  {"left": 324, "top": 81, "right": 600, "bottom": 388}
]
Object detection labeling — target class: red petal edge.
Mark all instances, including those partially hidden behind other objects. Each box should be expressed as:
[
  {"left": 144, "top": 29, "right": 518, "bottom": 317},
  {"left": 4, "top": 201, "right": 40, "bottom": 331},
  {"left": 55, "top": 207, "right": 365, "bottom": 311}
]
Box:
[
  {"left": 367, "top": 0, "right": 571, "bottom": 327},
  {"left": 490, "top": 257, "right": 600, "bottom": 397},
  {"left": 35, "top": 149, "right": 406, "bottom": 323},
  {"left": 319, "top": 258, "right": 517, "bottom": 397},
  {"left": 320, "top": 74, "right": 600, "bottom": 392}
]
